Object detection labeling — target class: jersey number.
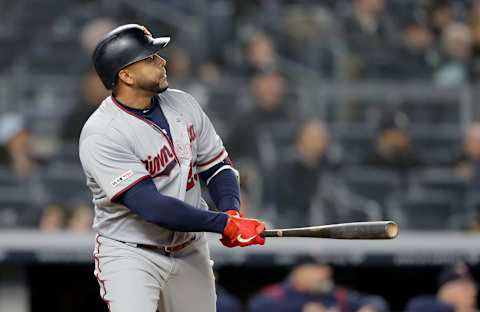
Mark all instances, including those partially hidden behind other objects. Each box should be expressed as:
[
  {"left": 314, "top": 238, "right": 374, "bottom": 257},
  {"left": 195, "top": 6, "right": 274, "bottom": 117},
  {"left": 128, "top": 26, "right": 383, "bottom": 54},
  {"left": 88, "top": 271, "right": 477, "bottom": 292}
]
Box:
[{"left": 186, "top": 161, "right": 198, "bottom": 191}]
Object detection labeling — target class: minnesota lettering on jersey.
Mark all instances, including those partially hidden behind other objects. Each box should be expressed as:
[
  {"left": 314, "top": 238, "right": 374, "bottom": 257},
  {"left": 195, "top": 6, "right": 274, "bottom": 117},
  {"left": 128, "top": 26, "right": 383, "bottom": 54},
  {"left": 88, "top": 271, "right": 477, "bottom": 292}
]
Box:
[
  {"left": 142, "top": 125, "right": 199, "bottom": 189},
  {"left": 142, "top": 144, "right": 176, "bottom": 177}
]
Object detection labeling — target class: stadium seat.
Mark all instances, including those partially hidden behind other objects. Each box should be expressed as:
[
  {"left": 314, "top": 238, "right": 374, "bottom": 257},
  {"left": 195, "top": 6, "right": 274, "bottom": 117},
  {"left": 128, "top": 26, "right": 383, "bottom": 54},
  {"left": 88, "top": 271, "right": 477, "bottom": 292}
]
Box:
[
  {"left": 51, "top": 141, "right": 80, "bottom": 165},
  {"left": 256, "top": 121, "right": 297, "bottom": 170},
  {"left": 410, "top": 126, "right": 461, "bottom": 166},
  {"left": 42, "top": 164, "right": 89, "bottom": 203},
  {"left": 0, "top": 166, "right": 15, "bottom": 186},
  {"left": 387, "top": 190, "right": 460, "bottom": 230},
  {"left": 0, "top": 187, "right": 33, "bottom": 228},
  {"left": 341, "top": 166, "right": 402, "bottom": 207},
  {"left": 409, "top": 168, "right": 468, "bottom": 203},
  {"left": 330, "top": 124, "right": 375, "bottom": 164}
]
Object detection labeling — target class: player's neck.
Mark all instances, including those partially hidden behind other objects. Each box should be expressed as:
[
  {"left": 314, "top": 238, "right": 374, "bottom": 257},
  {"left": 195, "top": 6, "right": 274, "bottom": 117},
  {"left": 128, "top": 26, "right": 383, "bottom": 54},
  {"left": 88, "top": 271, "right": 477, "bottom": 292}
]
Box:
[{"left": 114, "top": 92, "right": 153, "bottom": 110}]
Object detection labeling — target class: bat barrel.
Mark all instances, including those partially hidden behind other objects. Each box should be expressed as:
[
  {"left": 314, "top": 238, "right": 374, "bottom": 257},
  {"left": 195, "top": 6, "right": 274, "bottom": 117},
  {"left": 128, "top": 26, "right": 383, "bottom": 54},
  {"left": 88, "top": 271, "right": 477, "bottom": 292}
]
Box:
[
  {"left": 325, "top": 221, "right": 399, "bottom": 239},
  {"left": 261, "top": 221, "right": 399, "bottom": 239}
]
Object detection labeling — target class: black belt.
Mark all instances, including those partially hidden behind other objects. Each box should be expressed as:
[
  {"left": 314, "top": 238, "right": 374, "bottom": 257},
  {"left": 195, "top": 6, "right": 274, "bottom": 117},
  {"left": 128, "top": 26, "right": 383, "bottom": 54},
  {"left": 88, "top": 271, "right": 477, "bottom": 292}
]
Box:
[{"left": 122, "top": 236, "right": 195, "bottom": 255}]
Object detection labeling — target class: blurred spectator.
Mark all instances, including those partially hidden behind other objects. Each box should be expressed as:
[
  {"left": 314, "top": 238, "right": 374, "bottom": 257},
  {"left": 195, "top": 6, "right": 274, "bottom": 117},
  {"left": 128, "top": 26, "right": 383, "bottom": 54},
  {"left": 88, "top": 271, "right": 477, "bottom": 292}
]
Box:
[
  {"left": 39, "top": 202, "right": 93, "bottom": 232},
  {"left": 424, "top": 0, "right": 456, "bottom": 40},
  {"left": 454, "top": 122, "right": 480, "bottom": 180},
  {"left": 249, "top": 261, "right": 388, "bottom": 312},
  {"left": 272, "top": 119, "right": 332, "bottom": 227},
  {"left": 39, "top": 204, "right": 66, "bottom": 232},
  {"left": 78, "top": 18, "right": 117, "bottom": 71},
  {"left": 66, "top": 203, "right": 93, "bottom": 232},
  {"left": 364, "top": 112, "right": 422, "bottom": 173},
  {"left": 226, "top": 70, "right": 294, "bottom": 162},
  {"left": 434, "top": 22, "right": 473, "bottom": 86},
  {"left": 60, "top": 71, "right": 108, "bottom": 142},
  {"left": 166, "top": 47, "right": 211, "bottom": 107},
  {"left": 243, "top": 31, "right": 278, "bottom": 76},
  {"left": 456, "top": 122, "right": 480, "bottom": 230},
  {"left": 198, "top": 62, "right": 222, "bottom": 88},
  {"left": 406, "top": 262, "right": 478, "bottom": 312},
  {"left": 271, "top": 119, "right": 374, "bottom": 226},
  {"left": 80, "top": 18, "right": 118, "bottom": 55},
  {"left": 195, "top": 60, "right": 233, "bottom": 131},
  {"left": 394, "top": 18, "right": 438, "bottom": 80},
  {"left": 232, "top": 165, "right": 266, "bottom": 221},
  {"left": 278, "top": 5, "right": 337, "bottom": 78},
  {"left": 342, "top": 0, "right": 400, "bottom": 79},
  {"left": 467, "top": 0, "right": 480, "bottom": 80},
  {"left": 240, "top": 183, "right": 255, "bottom": 217},
  {"left": 0, "top": 113, "right": 50, "bottom": 227},
  {"left": 233, "top": 0, "right": 282, "bottom": 25},
  {"left": 226, "top": 70, "right": 297, "bottom": 224},
  {"left": 227, "top": 30, "right": 292, "bottom": 79},
  {"left": 0, "top": 113, "right": 36, "bottom": 179}
]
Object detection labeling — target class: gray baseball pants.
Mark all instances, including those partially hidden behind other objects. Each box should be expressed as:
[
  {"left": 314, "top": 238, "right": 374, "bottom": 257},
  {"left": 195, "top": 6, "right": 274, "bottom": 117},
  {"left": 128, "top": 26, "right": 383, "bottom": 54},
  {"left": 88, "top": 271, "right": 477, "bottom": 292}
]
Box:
[{"left": 94, "top": 233, "right": 217, "bottom": 312}]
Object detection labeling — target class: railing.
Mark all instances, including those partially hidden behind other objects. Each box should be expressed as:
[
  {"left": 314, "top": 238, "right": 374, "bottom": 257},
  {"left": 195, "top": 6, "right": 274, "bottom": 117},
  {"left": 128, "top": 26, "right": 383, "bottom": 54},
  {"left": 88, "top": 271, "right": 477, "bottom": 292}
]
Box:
[
  {"left": 0, "top": 75, "right": 473, "bottom": 128},
  {"left": 0, "top": 230, "right": 479, "bottom": 265}
]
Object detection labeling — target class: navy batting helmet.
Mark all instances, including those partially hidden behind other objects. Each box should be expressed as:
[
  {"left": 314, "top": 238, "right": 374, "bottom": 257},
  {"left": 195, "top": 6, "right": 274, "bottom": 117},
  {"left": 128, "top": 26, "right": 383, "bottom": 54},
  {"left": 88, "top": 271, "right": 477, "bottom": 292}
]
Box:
[{"left": 92, "top": 24, "right": 170, "bottom": 89}]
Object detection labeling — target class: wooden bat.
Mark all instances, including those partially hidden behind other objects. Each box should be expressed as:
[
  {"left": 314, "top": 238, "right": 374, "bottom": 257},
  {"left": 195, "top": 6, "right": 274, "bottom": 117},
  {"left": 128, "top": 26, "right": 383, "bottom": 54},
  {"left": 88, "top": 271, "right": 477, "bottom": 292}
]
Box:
[{"left": 261, "top": 221, "right": 398, "bottom": 239}]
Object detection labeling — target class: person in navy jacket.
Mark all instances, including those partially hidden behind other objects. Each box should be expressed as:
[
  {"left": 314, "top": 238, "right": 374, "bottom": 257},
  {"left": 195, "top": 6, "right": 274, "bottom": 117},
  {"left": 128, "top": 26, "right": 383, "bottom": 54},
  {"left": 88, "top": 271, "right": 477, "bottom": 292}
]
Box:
[
  {"left": 406, "top": 262, "right": 478, "bottom": 312},
  {"left": 248, "top": 261, "right": 388, "bottom": 312}
]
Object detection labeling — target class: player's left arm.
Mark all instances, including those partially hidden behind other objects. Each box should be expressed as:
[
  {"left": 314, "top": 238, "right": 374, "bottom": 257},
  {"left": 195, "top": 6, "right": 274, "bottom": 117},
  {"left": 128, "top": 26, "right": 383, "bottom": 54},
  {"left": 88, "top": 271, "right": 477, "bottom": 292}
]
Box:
[{"left": 199, "top": 159, "right": 240, "bottom": 214}]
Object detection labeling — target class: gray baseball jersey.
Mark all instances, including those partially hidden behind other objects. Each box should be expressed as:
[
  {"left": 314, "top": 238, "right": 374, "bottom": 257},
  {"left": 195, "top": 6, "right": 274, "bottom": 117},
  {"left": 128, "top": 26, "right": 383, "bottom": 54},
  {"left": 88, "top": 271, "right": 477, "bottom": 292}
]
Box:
[{"left": 79, "top": 88, "right": 228, "bottom": 246}]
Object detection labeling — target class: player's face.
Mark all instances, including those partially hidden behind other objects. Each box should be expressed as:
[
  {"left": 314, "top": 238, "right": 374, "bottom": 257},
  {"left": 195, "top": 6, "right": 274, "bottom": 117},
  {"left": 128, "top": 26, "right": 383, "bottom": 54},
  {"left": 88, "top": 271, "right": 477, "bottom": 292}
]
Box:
[{"left": 133, "top": 53, "right": 169, "bottom": 94}]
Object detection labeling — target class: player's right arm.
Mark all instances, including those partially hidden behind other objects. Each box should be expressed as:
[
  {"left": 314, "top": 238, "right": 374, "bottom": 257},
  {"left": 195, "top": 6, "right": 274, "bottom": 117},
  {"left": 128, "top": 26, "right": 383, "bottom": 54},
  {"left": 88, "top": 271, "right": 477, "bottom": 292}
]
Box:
[
  {"left": 120, "top": 179, "right": 264, "bottom": 248},
  {"left": 119, "top": 179, "right": 228, "bottom": 233}
]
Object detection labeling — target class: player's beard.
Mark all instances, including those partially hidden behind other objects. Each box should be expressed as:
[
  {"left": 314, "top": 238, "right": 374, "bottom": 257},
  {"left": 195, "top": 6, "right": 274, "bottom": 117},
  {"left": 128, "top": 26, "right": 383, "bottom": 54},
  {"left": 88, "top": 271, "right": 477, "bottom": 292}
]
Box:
[{"left": 138, "top": 77, "right": 168, "bottom": 94}]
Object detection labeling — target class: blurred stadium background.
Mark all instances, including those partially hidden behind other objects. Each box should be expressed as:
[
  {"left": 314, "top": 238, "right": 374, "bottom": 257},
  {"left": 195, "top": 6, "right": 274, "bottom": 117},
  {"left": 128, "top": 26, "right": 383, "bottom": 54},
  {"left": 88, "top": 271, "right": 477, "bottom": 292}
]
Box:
[{"left": 2, "top": 0, "right": 480, "bottom": 311}]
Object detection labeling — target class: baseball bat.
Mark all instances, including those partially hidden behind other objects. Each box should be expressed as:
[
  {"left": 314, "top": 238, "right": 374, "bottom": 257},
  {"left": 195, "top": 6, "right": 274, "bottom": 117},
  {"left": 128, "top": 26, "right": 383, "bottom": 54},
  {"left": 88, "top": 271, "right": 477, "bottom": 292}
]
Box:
[{"left": 261, "top": 221, "right": 398, "bottom": 239}]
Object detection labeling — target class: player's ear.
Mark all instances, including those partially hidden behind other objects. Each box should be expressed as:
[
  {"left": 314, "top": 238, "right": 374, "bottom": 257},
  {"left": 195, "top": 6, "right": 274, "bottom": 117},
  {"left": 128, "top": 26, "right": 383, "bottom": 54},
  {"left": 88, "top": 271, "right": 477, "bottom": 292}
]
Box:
[{"left": 117, "top": 69, "right": 135, "bottom": 86}]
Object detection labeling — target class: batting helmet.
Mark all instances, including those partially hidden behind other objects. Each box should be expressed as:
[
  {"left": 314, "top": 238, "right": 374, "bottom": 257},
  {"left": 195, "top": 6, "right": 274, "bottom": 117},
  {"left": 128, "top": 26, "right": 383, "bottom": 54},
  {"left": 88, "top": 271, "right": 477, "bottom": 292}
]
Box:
[{"left": 92, "top": 24, "right": 170, "bottom": 89}]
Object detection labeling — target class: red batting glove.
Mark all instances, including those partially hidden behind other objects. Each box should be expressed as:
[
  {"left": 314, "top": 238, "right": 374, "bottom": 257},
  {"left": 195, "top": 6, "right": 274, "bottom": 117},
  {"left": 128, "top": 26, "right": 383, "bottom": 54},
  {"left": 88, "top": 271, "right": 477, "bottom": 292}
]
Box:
[
  {"left": 220, "top": 215, "right": 265, "bottom": 248},
  {"left": 220, "top": 210, "right": 242, "bottom": 248},
  {"left": 219, "top": 235, "right": 238, "bottom": 248}
]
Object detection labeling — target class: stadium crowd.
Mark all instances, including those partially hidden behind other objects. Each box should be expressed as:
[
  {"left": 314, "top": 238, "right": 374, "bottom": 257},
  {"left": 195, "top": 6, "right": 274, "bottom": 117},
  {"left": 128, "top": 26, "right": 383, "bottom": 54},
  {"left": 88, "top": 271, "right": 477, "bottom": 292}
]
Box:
[
  {"left": 215, "top": 260, "right": 478, "bottom": 312},
  {"left": 0, "top": 0, "right": 480, "bottom": 231},
  {"left": 1, "top": 0, "right": 480, "bottom": 310}
]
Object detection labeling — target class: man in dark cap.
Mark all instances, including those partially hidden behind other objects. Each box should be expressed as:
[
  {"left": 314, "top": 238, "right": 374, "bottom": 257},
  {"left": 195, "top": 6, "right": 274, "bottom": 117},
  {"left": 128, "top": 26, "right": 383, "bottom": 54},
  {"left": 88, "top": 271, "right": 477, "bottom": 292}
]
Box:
[
  {"left": 249, "top": 258, "right": 388, "bottom": 312},
  {"left": 406, "top": 262, "right": 478, "bottom": 312},
  {"left": 364, "top": 112, "right": 422, "bottom": 173}
]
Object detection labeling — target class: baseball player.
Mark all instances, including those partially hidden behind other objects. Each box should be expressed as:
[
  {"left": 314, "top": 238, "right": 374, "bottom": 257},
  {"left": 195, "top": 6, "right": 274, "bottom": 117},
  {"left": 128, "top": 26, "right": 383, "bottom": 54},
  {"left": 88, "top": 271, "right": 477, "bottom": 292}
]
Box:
[{"left": 79, "top": 24, "right": 266, "bottom": 312}]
